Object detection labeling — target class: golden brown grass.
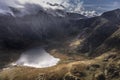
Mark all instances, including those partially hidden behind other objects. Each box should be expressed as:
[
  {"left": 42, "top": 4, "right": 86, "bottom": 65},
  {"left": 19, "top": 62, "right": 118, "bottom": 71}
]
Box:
[{"left": 0, "top": 51, "right": 120, "bottom": 80}]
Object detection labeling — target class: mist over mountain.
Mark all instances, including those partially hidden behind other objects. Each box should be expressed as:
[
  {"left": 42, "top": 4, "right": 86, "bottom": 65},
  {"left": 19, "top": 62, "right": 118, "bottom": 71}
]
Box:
[
  {"left": 0, "top": 0, "right": 119, "bottom": 50},
  {"left": 0, "top": 4, "right": 120, "bottom": 55},
  {"left": 0, "top": 0, "right": 120, "bottom": 17},
  {"left": 0, "top": 1, "right": 120, "bottom": 80},
  {"left": 0, "top": 0, "right": 106, "bottom": 17}
]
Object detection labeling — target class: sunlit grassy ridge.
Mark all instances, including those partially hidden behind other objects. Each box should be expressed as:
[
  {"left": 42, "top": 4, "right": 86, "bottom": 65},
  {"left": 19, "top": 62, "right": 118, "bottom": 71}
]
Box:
[{"left": 0, "top": 50, "right": 120, "bottom": 80}]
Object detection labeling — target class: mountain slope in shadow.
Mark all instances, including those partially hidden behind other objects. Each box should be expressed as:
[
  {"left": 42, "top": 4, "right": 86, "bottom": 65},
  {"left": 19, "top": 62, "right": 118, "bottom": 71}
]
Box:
[
  {"left": 0, "top": 8, "right": 120, "bottom": 80},
  {"left": 76, "top": 9, "right": 120, "bottom": 56}
]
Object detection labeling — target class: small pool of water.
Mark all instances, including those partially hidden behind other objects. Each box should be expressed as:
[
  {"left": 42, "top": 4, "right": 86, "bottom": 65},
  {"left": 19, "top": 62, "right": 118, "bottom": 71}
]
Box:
[{"left": 12, "top": 47, "right": 60, "bottom": 68}]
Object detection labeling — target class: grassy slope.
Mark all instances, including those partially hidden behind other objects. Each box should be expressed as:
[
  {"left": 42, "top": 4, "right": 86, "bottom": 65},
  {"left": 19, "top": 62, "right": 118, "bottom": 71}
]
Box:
[
  {"left": 0, "top": 9, "right": 120, "bottom": 80},
  {"left": 0, "top": 50, "right": 120, "bottom": 80}
]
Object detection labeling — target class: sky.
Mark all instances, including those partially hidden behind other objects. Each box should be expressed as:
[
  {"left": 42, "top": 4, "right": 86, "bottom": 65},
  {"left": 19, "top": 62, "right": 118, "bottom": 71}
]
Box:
[
  {"left": 81, "top": 0, "right": 120, "bottom": 13},
  {"left": 0, "top": 0, "right": 120, "bottom": 16}
]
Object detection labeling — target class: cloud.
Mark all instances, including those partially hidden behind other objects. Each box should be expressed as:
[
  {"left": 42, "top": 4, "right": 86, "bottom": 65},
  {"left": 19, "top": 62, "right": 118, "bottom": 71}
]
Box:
[
  {"left": 0, "top": 0, "right": 21, "bottom": 15},
  {"left": 17, "top": 0, "right": 84, "bottom": 12},
  {"left": 0, "top": 0, "right": 83, "bottom": 13},
  {"left": 0, "top": 0, "right": 99, "bottom": 17}
]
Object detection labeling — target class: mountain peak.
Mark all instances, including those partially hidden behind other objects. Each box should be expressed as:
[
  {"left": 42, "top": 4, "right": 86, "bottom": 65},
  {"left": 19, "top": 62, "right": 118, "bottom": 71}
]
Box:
[
  {"left": 101, "top": 8, "right": 120, "bottom": 24},
  {"left": 102, "top": 8, "right": 120, "bottom": 15}
]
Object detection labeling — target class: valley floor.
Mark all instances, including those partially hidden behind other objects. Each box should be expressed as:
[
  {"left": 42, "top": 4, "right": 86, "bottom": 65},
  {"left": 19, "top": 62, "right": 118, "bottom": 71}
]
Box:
[{"left": 0, "top": 50, "right": 120, "bottom": 80}]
